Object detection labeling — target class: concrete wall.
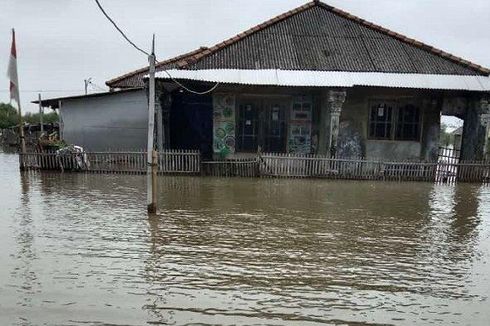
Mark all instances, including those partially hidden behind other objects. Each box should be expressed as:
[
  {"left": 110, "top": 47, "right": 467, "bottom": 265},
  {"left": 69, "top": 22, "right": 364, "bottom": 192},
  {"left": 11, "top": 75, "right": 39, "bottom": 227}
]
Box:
[
  {"left": 60, "top": 90, "right": 148, "bottom": 151},
  {"left": 334, "top": 87, "right": 441, "bottom": 161},
  {"left": 205, "top": 85, "right": 443, "bottom": 160}
]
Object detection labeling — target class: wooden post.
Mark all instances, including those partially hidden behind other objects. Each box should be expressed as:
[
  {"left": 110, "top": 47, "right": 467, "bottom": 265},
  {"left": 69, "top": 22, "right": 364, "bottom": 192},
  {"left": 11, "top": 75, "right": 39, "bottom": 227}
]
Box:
[
  {"left": 150, "top": 149, "right": 158, "bottom": 211},
  {"left": 147, "top": 35, "right": 157, "bottom": 213},
  {"left": 38, "top": 93, "right": 44, "bottom": 134},
  {"left": 17, "top": 95, "right": 26, "bottom": 170}
]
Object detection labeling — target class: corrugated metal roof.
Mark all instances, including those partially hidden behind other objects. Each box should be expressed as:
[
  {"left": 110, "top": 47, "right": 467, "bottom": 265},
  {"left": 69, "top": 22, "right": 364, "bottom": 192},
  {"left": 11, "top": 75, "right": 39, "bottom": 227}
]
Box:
[
  {"left": 105, "top": 47, "right": 208, "bottom": 89},
  {"left": 154, "top": 69, "right": 490, "bottom": 91},
  {"left": 180, "top": 3, "right": 489, "bottom": 76}
]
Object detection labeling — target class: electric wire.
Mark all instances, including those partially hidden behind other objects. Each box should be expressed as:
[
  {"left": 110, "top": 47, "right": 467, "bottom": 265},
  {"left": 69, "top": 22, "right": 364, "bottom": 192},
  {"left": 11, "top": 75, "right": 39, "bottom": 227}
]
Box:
[
  {"left": 93, "top": 0, "right": 219, "bottom": 95},
  {"left": 94, "top": 0, "right": 150, "bottom": 57}
]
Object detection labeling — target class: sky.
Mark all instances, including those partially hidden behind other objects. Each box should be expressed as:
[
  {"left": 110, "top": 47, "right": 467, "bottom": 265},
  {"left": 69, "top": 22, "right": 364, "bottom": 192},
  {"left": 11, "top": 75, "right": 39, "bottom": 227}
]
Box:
[{"left": 1, "top": 0, "right": 489, "bottom": 117}]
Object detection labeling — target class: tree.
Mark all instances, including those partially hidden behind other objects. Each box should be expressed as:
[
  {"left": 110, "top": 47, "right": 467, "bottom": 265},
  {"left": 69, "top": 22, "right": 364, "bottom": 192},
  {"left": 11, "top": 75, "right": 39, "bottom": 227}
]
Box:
[
  {"left": 0, "top": 102, "right": 59, "bottom": 129},
  {"left": 23, "top": 111, "right": 59, "bottom": 124},
  {"left": 0, "top": 102, "right": 18, "bottom": 129}
]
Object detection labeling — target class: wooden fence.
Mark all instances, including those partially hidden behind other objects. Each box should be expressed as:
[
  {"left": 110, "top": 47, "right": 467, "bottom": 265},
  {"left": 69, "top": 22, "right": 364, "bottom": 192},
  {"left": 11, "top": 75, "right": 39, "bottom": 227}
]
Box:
[
  {"left": 18, "top": 151, "right": 490, "bottom": 183},
  {"left": 201, "top": 158, "right": 259, "bottom": 177},
  {"left": 20, "top": 150, "right": 200, "bottom": 175},
  {"left": 259, "top": 152, "right": 490, "bottom": 184}
]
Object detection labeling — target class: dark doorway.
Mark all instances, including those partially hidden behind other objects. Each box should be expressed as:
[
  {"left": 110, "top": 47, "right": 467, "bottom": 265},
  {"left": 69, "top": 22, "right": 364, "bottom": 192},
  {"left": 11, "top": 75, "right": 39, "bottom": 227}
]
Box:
[{"left": 169, "top": 92, "right": 213, "bottom": 159}]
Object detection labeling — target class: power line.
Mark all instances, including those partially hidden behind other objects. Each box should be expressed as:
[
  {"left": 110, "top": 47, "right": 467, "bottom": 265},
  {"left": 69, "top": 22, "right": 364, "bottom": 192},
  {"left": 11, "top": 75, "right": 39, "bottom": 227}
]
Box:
[
  {"left": 93, "top": 0, "right": 219, "bottom": 95},
  {"left": 157, "top": 68, "right": 220, "bottom": 95},
  {"left": 94, "top": 0, "right": 149, "bottom": 57},
  {"left": 0, "top": 89, "right": 83, "bottom": 93}
]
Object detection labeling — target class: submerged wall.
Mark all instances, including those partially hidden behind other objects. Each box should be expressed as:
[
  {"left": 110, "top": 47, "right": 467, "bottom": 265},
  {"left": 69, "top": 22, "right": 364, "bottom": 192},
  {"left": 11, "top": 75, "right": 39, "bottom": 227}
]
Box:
[{"left": 60, "top": 90, "right": 148, "bottom": 151}]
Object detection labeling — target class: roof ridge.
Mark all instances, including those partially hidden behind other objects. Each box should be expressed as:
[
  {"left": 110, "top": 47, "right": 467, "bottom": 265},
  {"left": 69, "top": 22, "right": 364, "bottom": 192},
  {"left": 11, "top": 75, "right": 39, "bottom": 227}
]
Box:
[
  {"left": 178, "top": 0, "right": 489, "bottom": 75},
  {"left": 105, "top": 46, "right": 208, "bottom": 87}
]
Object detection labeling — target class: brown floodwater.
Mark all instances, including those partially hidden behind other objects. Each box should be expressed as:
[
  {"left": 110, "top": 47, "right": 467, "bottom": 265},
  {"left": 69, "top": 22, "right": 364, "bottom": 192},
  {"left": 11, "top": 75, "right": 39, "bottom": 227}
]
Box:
[{"left": 1, "top": 152, "right": 490, "bottom": 325}]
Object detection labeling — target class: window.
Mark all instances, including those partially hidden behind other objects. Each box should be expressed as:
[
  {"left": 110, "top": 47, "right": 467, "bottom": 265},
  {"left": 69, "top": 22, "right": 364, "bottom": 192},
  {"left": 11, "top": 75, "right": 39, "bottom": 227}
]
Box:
[
  {"left": 396, "top": 104, "right": 420, "bottom": 141},
  {"left": 368, "top": 101, "right": 421, "bottom": 141},
  {"left": 369, "top": 103, "right": 393, "bottom": 140}
]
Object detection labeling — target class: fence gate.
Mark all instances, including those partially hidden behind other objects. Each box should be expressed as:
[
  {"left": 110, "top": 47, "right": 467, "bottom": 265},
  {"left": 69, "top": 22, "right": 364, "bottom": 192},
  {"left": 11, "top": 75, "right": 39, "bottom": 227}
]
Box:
[{"left": 436, "top": 147, "right": 460, "bottom": 183}]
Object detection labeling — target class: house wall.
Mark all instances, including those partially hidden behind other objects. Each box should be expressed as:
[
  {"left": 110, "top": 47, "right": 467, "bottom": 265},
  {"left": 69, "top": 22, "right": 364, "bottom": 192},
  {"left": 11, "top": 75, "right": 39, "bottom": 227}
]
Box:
[
  {"left": 212, "top": 85, "right": 441, "bottom": 161},
  {"left": 60, "top": 90, "right": 148, "bottom": 151},
  {"left": 337, "top": 87, "right": 441, "bottom": 161}
]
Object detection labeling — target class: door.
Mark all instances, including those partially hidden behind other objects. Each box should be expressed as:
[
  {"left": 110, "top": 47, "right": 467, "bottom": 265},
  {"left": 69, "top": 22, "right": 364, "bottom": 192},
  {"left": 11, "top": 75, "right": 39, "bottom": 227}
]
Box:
[
  {"left": 236, "top": 97, "right": 289, "bottom": 153},
  {"left": 236, "top": 101, "right": 259, "bottom": 152},
  {"left": 262, "top": 99, "right": 288, "bottom": 153}
]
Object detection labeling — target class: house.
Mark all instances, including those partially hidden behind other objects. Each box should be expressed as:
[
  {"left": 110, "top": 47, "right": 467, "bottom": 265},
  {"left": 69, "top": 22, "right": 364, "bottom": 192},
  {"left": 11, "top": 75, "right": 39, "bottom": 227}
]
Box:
[{"left": 38, "top": 1, "right": 490, "bottom": 161}]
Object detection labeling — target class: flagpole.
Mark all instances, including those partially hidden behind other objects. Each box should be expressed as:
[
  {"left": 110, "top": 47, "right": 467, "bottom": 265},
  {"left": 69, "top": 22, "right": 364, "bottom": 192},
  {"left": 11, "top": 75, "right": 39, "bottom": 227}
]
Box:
[{"left": 8, "top": 29, "right": 26, "bottom": 168}]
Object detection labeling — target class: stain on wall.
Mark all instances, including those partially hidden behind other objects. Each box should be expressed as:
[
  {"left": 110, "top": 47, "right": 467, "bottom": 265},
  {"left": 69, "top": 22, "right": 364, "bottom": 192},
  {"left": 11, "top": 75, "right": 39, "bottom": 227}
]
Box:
[{"left": 337, "top": 120, "right": 363, "bottom": 158}]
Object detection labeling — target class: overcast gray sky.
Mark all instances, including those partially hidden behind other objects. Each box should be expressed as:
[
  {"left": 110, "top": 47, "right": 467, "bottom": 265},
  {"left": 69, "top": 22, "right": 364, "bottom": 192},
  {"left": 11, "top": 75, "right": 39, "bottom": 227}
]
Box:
[{"left": 1, "top": 0, "right": 489, "bottom": 114}]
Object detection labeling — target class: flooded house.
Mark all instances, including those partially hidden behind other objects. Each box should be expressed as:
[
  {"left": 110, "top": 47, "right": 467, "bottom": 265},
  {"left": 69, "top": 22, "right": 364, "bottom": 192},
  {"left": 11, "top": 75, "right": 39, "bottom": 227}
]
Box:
[{"left": 37, "top": 0, "right": 490, "bottom": 162}]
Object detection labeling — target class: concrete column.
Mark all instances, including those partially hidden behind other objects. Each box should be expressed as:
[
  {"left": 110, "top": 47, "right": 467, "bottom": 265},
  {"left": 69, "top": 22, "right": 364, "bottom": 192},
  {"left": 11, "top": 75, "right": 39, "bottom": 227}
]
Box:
[
  {"left": 480, "top": 101, "right": 490, "bottom": 159},
  {"left": 327, "top": 90, "right": 346, "bottom": 157},
  {"left": 421, "top": 99, "right": 441, "bottom": 162},
  {"left": 461, "top": 98, "right": 490, "bottom": 161},
  {"left": 155, "top": 95, "right": 163, "bottom": 152}
]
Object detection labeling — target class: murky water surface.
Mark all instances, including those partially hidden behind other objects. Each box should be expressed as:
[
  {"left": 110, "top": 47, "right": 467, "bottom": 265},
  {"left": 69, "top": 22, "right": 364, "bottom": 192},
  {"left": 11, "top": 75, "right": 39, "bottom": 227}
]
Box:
[{"left": 1, "top": 152, "right": 490, "bottom": 325}]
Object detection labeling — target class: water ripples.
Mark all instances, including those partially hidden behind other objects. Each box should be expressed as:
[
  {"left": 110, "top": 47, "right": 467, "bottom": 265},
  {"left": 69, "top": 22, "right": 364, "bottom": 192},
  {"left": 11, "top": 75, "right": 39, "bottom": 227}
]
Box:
[{"left": 1, "top": 153, "right": 489, "bottom": 325}]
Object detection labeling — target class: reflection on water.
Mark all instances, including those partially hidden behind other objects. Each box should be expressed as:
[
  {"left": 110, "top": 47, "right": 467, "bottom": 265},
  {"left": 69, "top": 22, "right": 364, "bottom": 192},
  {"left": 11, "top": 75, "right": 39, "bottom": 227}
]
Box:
[{"left": 1, "top": 152, "right": 490, "bottom": 325}]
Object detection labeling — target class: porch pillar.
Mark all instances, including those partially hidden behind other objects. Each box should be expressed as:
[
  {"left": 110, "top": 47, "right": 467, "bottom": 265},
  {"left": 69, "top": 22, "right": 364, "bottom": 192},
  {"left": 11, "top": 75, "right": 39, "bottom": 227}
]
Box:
[
  {"left": 156, "top": 89, "right": 172, "bottom": 151},
  {"left": 155, "top": 92, "right": 164, "bottom": 152},
  {"left": 481, "top": 102, "right": 490, "bottom": 159},
  {"left": 461, "top": 98, "right": 490, "bottom": 161},
  {"left": 327, "top": 91, "right": 346, "bottom": 157}
]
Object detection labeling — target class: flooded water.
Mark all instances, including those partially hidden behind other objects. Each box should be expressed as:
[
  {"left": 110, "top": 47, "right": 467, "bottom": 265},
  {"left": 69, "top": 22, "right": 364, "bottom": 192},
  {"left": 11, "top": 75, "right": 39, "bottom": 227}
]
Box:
[{"left": 1, "top": 152, "right": 490, "bottom": 325}]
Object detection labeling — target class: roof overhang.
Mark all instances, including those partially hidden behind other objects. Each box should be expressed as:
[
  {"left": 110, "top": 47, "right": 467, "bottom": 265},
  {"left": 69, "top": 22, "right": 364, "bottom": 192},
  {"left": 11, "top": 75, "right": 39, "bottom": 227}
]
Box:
[{"left": 153, "top": 69, "right": 490, "bottom": 92}]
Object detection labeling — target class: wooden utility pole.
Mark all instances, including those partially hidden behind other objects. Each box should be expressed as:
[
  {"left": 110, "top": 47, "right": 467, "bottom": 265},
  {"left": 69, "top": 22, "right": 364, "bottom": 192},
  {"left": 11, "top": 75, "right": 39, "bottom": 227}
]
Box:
[
  {"left": 147, "top": 35, "right": 157, "bottom": 213},
  {"left": 38, "top": 93, "right": 44, "bottom": 134}
]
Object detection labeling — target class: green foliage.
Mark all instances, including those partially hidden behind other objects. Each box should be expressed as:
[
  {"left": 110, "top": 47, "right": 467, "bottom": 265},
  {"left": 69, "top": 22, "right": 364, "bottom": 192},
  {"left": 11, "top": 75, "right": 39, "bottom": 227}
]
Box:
[
  {"left": 23, "top": 111, "right": 59, "bottom": 124},
  {"left": 439, "top": 123, "right": 454, "bottom": 147},
  {"left": 0, "top": 103, "right": 18, "bottom": 129},
  {"left": 0, "top": 102, "right": 59, "bottom": 129}
]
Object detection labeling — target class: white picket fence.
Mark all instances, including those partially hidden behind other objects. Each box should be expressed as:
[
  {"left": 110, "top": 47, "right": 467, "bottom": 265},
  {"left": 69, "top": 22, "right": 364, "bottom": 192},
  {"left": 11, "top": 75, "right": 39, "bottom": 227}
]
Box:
[
  {"left": 20, "top": 150, "right": 200, "bottom": 175},
  {"left": 18, "top": 150, "right": 490, "bottom": 183}
]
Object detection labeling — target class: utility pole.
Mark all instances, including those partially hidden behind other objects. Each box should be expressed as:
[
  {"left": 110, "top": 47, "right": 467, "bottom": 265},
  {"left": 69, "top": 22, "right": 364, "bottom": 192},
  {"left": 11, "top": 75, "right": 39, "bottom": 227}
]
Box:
[
  {"left": 84, "top": 78, "right": 92, "bottom": 95},
  {"left": 38, "top": 93, "right": 44, "bottom": 134},
  {"left": 147, "top": 35, "right": 157, "bottom": 214}
]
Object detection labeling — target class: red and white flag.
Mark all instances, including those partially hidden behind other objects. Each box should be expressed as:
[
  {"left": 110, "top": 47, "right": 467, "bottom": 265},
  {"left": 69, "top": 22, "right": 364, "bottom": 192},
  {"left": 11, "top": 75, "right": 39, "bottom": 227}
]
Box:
[{"left": 7, "top": 28, "right": 20, "bottom": 105}]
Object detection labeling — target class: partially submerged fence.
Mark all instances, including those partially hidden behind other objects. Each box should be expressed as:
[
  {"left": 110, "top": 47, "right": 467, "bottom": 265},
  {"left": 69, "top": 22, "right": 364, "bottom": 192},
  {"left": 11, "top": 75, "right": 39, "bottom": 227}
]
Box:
[
  {"left": 19, "top": 150, "right": 490, "bottom": 183},
  {"left": 20, "top": 150, "right": 200, "bottom": 175}
]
